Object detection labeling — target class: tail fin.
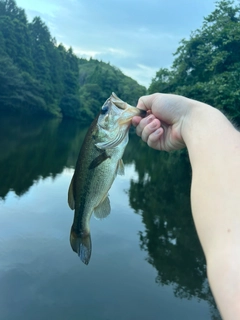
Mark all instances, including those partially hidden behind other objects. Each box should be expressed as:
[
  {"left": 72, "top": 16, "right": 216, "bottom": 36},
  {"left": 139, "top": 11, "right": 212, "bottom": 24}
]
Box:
[{"left": 70, "top": 230, "right": 92, "bottom": 265}]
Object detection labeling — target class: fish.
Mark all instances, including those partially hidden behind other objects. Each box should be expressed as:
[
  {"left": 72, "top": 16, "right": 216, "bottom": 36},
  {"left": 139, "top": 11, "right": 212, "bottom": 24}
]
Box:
[{"left": 67, "top": 92, "right": 146, "bottom": 265}]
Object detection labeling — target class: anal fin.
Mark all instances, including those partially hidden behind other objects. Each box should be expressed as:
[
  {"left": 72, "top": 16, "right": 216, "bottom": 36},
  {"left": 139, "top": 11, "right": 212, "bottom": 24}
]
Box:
[{"left": 94, "top": 195, "right": 111, "bottom": 220}]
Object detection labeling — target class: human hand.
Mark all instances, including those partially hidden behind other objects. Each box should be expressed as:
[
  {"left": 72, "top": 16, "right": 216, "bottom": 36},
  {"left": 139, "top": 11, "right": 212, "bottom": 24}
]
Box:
[{"left": 132, "top": 93, "right": 198, "bottom": 152}]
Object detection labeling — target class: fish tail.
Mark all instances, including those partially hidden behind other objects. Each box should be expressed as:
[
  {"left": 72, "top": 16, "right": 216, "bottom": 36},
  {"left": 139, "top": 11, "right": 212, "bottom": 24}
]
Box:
[{"left": 70, "top": 228, "right": 92, "bottom": 265}]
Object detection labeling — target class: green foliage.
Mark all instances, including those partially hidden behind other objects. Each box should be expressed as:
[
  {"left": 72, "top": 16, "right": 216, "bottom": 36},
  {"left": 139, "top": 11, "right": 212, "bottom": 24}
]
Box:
[
  {"left": 0, "top": 112, "right": 87, "bottom": 199},
  {"left": 149, "top": 0, "right": 240, "bottom": 124},
  {"left": 0, "top": 0, "right": 146, "bottom": 121},
  {"left": 0, "top": 0, "right": 70, "bottom": 117},
  {"left": 78, "top": 58, "right": 146, "bottom": 121}
]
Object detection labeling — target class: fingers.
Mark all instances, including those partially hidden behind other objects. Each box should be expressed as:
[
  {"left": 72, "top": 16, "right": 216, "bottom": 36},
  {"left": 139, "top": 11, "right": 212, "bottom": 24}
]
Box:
[
  {"left": 136, "top": 97, "right": 149, "bottom": 111},
  {"left": 135, "top": 115, "right": 157, "bottom": 136},
  {"left": 132, "top": 110, "right": 151, "bottom": 127},
  {"left": 134, "top": 114, "right": 164, "bottom": 150},
  {"left": 132, "top": 116, "right": 142, "bottom": 127},
  {"left": 141, "top": 118, "right": 161, "bottom": 143},
  {"left": 147, "top": 128, "right": 164, "bottom": 150},
  {"left": 133, "top": 93, "right": 187, "bottom": 152}
]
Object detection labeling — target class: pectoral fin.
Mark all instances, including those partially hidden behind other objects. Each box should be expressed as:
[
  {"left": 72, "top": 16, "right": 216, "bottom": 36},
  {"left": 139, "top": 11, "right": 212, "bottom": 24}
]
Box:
[
  {"left": 93, "top": 195, "right": 111, "bottom": 220},
  {"left": 68, "top": 175, "right": 75, "bottom": 210},
  {"left": 117, "top": 159, "right": 125, "bottom": 175},
  {"left": 89, "top": 151, "right": 110, "bottom": 169}
]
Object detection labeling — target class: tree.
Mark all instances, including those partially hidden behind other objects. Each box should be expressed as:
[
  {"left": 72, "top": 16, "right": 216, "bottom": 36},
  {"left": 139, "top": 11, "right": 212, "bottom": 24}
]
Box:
[
  {"left": 149, "top": 0, "right": 240, "bottom": 123},
  {"left": 78, "top": 58, "right": 146, "bottom": 119},
  {"left": 0, "top": 0, "right": 145, "bottom": 121}
]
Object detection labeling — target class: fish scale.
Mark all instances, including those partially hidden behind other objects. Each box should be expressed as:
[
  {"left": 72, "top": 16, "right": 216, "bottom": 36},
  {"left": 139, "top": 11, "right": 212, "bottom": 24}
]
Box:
[{"left": 68, "top": 92, "right": 146, "bottom": 264}]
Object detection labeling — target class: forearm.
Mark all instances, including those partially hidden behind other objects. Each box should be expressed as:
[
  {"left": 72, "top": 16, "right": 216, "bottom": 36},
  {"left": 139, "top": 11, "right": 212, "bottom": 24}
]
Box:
[
  {"left": 182, "top": 101, "right": 240, "bottom": 319},
  {"left": 134, "top": 93, "right": 240, "bottom": 318}
]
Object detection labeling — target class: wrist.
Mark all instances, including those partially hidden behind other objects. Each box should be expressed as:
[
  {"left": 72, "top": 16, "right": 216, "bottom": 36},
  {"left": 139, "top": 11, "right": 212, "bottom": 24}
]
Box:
[
  {"left": 181, "top": 99, "right": 240, "bottom": 168},
  {"left": 181, "top": 100, "right": 224, "bottom": 150}
]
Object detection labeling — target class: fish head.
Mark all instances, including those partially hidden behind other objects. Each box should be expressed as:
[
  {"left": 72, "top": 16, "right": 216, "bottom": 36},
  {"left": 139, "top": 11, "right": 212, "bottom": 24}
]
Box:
[
  {"left": 98, "top": 92, "right": 146, "bottom": 129},
  {"left": 96, "top": 93, "right": 146, "bottom": 149}
]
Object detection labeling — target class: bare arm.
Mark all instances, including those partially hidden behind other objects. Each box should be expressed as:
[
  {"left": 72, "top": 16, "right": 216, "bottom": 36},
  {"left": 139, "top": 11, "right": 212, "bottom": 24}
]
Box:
[
  {"left": 133, "top": 93, "right": 240, "bottom": 319},
  {"left": 184, "top": 103, "right": 240, "bottom": 319}
]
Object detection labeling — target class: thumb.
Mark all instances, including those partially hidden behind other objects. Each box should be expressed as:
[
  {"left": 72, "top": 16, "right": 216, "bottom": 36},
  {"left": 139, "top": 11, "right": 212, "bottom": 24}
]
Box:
[{"left": 136, "top": 94, "right": 159, "bottom": 111}]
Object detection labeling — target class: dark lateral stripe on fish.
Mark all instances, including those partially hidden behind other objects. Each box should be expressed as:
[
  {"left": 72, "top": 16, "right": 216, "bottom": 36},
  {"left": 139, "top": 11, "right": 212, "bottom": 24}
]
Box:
[{"left": 71, "top": 184, "right": 91, "bottom": 232}]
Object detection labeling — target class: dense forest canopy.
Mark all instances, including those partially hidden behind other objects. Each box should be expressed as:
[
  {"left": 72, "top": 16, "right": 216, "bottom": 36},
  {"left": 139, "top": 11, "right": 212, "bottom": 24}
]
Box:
[
  {"left": 149, "top": 0, "right": 240, "bottom": 124},
  {"left": 76, "top": 58, "right": 146, "bottom": 122},
  {"left": 1, "top": 0, "right": 239, "bottom": 123},
  {"left": 0, "top": 0, "right": 146, "bottom": 121}
]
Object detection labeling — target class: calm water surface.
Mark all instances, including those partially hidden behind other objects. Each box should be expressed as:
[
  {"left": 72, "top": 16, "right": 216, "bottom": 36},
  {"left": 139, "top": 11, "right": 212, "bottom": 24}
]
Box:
[{"left": 0, "top": 113, "right": 221, "bottom": 320}]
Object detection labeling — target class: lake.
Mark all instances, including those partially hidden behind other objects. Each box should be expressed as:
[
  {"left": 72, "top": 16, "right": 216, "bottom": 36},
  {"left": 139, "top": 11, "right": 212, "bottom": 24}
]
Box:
[{"left": 0, "top": 112, "right": 221, "bottom": 320}]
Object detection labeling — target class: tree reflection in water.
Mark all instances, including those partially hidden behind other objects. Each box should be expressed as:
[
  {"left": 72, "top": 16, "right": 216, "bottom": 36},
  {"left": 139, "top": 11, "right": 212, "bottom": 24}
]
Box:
[
  {"left": 125, "top": 135, "right": 221, "bottom": 320},
  {"left": 0, "top": 112, "right": 87, "bottom": 199},
  {"left": 0, "top": 112, "right": 221, "bottom": 319}
]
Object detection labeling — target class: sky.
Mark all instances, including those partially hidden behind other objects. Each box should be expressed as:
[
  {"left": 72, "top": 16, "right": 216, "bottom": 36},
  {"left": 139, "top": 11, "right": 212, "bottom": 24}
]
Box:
[{"left": 16, "top": 0, "right": 218, "bottom": 87}]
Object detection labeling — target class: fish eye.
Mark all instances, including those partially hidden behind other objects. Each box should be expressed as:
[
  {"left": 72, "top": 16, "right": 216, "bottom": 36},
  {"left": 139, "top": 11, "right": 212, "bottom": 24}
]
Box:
[{"left": 101, "top": 105, "right": 109, "bottom": 115}]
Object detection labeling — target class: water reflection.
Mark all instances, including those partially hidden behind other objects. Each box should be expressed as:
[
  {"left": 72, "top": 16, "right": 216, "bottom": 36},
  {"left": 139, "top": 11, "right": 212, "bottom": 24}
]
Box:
[
  {"left": 0, "top": 112, "right": 87, "bottom": 199},
  {"left": 0, "top": 113, "right": 221, "bottom": 319},
  {"left": 124, "top": 136, "right": 221, "bottom": 319}
]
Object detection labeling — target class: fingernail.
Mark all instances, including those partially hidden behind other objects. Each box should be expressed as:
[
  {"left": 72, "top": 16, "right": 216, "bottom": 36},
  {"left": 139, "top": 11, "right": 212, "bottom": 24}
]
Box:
[
  {"left": 149, "top": 121, "right": 158, "bottom": 129},
  {"left": 146, "top": 115, "right": 154, "bottom": 123},
  {"left": 154, "top": 128, "right": 162, "bottom": 135}
]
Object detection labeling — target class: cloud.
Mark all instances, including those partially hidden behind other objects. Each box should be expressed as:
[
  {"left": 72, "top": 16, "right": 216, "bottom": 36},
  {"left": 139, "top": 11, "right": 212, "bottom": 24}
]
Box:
[
  {"left": 72, "top": 47, "right": 102, "bottom": 59},
  {"left": 121, "top": 64, "right": 159, "bottom": 87},
  {"left": 16, "top": 0, "right": 218, "bottom": 87}
]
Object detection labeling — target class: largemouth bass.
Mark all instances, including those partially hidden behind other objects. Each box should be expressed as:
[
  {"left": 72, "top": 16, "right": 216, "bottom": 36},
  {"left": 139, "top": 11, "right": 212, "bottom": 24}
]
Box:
[{"left": 68, "top": 92, "right": 146, "bottom": 264}]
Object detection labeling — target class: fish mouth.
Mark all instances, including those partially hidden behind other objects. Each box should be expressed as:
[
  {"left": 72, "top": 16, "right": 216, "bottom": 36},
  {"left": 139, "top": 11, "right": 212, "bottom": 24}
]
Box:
[
  {"left": 111, "top": 93, "right": 147, "bottom": 119},
  {"left": 118, "top": 106, "right": 146, "bottom": 125},
  {"left": 96, "top": 105, "right": 147, "bottom": 149},
  {"left": 96, "top": 94, "right": 147, "bottom": 149}
]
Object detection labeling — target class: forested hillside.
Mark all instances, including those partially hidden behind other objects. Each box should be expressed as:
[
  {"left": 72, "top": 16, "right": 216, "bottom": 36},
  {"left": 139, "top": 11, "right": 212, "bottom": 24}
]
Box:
[
  {"left": 74, "top": 58, "right": 146, "bottom": 122},
  {"left": 149, "top": 0, "right": 240, "bottom": 124},
  {"left": 0, "top": 0, "right": 146, "bottom": 121}
]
